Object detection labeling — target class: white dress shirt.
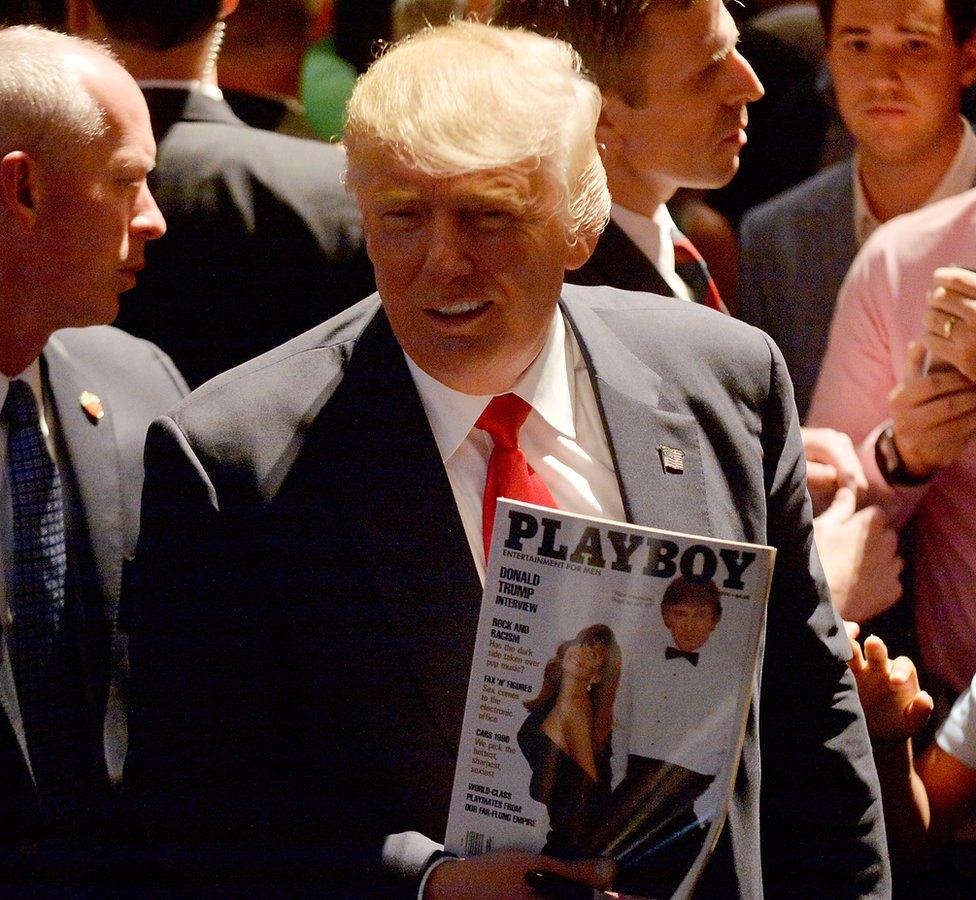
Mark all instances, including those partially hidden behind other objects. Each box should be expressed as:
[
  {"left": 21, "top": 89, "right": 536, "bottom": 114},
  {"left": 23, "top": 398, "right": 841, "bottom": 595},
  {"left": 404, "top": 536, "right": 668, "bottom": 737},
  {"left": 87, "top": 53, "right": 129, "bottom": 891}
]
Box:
[
  {"left": 854, "top": 116, "right": 976, "bottom": 246},
  {"left": 406, "top": 307, "right": 627, "bottom": 584},
  {"left": 609, "top": 202, "right": 695, "bottom": 303},
  {"left": 400, "top": 309, "right": 628, "bottom": 890},
  {"left": 938, "top": 673, "right": 976, "bottom": 769}
]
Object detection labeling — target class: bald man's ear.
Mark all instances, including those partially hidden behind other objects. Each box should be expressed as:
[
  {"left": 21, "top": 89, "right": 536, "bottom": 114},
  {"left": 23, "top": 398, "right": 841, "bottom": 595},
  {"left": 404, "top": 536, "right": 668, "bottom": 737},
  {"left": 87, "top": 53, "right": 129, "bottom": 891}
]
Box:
[
  {"left": 0, "top": 152, "right": 39, "bottom": 228},
  {"left": 960, "top": 32, "right": 976, "bottom": 89}
]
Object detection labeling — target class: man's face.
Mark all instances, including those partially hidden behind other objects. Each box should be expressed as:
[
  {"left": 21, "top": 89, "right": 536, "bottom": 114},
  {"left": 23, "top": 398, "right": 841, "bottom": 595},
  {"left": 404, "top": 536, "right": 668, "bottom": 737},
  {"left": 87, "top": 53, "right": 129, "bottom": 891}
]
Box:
[
  {"left": 601, "top": 0, "right": 764, "bottom": 205},
  {"left": 827, "top": 0, "right": 976, "bottom": 168},
  {"left": 30, "top": 54, "right": 165, "bottom": 329},
  {"left": 662, "top": 600, "right": 720, "bottom": 652},
  {"left": 356, "top": 157, "right": 590, "bottom": 395}
]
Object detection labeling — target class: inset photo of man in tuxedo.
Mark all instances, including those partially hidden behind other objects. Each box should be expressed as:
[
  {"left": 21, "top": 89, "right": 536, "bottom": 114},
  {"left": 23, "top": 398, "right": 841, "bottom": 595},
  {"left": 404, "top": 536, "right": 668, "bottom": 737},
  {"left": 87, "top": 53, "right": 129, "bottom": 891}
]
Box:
[{"left": 661, "top": 577, "right": 722, "bottom": 662}]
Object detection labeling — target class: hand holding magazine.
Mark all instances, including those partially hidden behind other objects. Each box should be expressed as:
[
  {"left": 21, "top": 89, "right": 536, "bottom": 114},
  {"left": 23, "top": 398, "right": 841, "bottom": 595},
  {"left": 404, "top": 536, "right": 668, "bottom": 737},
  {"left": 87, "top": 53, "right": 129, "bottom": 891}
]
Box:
[{"left": 445, "top": 500, "right": 775, "bottom": 899}]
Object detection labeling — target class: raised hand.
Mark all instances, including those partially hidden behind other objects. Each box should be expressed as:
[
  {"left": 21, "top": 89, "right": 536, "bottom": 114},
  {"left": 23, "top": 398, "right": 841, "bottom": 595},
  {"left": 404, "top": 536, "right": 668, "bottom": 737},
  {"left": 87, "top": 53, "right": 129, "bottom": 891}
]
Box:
[{"left": 845, "top": 622, "right": 933, "bottom": 742}]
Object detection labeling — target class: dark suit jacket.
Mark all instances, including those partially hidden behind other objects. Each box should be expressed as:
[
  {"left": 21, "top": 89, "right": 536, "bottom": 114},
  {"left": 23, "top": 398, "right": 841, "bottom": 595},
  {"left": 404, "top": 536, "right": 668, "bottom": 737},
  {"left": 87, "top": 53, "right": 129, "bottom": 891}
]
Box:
[
  {"left": 114, "top": 88, "right": 375, "bottom": 388},
  {"left": 567, "top": 219, "right": 675, "bottom": 297},
  {"left": 737, "top": 161, "right": 855, "bottom": 421},
  {"left": 0, "top": 326, "right": 187, "bottom": 872},
  {"left": 738, "top": 160, "right": 976, "bottom": 421},
  {"left": 221, "top": 89, "right": 319, "bottom": 140},
  {"left": 125, "top": 286, "right": 889, "bottom": 896}
]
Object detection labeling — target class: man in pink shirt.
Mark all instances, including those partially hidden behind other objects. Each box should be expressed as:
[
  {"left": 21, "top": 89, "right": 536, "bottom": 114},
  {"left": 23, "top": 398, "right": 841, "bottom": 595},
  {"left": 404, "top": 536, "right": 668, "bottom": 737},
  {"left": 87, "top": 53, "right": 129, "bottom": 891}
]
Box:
[{"left": 809, "top": 188, "right": 976, "bottom": 696}]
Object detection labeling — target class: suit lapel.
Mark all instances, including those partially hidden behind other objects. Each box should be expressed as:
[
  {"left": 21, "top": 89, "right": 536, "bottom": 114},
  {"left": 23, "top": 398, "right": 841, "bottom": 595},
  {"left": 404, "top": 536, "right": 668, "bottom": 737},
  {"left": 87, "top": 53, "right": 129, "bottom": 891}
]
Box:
[
  {"left": 561, "top": 290, "right": 713, "bottom": 537},
  {"left": 43, "top": 337, "right": 125, "bottom": 622},
  {"left": 0, "top": 630, "right": 33, "bottom": 785},
  {"left": 291, "top": 311, "right": 483, "bottom": 753},
  {"left": 571, "top": 220, "right": 676, "bottom": 297}
]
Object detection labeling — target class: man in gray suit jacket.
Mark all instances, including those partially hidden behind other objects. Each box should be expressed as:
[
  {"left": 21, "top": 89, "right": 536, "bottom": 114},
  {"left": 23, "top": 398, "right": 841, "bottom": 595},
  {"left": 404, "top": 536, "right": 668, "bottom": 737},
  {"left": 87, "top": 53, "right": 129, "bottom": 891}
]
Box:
[
  {"left": 739, "top": 160, "right": 855, "bottom": 422},
  {"left": 739, "top": 0, "right": 976, "bottom": 422},
  {"left": 0, "top": 27, "right": 187, "bottom": 878},
  {"left": 126, "top": 21, "right": 888, "bottom": 897},
  {"left": 68, "top": 0, "right": 376, "bottom": 388}
]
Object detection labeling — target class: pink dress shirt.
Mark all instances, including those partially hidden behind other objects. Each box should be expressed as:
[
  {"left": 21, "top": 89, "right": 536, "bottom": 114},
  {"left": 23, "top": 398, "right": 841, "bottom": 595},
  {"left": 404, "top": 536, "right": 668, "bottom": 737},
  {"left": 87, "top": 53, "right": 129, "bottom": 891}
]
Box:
[{"left": 808, "top": 187, "right": 976, "bottom": 693}]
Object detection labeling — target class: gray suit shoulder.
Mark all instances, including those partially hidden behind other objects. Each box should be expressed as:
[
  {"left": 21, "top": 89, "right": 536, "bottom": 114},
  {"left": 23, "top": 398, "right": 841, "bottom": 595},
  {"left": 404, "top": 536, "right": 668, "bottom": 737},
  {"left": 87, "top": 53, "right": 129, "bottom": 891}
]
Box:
[
  {"left": 49, "top": 325, "right": 187, "bottom": 397},
  {"left": 560, "top": 282, "right": 782, "bottom": 391},
  {"left": 166, "top": 295, "right": 381, "bottom": 435},
  {"left": 741, "top": 159, "right": 852, "bottom": 240},
  {"left": 561, "top": 281, "right": 776, "bottom": 346},
  {"left": 158, "top": 121, "right": 349, "bottom": 196}
]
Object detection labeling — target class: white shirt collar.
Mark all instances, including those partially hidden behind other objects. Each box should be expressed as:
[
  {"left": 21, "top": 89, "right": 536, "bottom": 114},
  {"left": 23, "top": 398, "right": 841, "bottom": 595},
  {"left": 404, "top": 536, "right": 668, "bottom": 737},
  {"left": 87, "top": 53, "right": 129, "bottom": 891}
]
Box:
[
  {"left": 0, "top": 359, "right": 43, "bottom": 416},
  {"left": 607, "top": 202, "right": 693, "bottom": 302},
  {"left": 854, "top": 116, "right": 976, "bottom": 245},
  {"left": 405, "top": 307, "right": 576, "bottom": 462}
]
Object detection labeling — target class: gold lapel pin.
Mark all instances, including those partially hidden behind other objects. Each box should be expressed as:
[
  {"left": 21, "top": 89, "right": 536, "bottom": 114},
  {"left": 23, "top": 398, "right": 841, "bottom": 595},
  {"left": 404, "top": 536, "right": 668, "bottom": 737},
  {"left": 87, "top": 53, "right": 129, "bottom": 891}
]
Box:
[
  {"left": 79, "top": 391, "right": 104, "bottom": 424},
  {"left": 658, "top": 444, "right": 685, "bottom": 475}
]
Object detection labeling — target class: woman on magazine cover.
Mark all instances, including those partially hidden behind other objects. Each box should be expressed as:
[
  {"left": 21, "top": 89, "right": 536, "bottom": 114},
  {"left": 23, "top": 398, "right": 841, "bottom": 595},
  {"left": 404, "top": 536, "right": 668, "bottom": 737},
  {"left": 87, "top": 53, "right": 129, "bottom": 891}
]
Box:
[{"left": 517, "top": 624, "right": 621, "bottom": 857}]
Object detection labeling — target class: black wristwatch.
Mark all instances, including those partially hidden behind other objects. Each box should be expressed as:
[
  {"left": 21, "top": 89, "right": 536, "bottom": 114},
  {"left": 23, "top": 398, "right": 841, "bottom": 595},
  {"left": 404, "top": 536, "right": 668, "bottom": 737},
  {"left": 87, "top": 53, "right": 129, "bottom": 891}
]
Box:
[{"left": 874, "top": 423, "right": 930, "bottom": 486}]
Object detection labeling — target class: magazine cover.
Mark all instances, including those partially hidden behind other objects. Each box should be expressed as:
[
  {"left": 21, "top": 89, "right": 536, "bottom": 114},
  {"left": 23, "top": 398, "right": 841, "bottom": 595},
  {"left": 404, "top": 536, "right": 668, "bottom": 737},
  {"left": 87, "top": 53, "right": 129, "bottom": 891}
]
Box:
[{"left": 445, "top": 499, "right": 775, "bottom": 899}]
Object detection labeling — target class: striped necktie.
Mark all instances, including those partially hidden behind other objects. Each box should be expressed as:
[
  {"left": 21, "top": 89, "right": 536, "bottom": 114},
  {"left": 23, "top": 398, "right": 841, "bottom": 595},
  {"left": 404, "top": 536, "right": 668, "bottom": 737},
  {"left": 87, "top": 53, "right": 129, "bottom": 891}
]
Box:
[{"left": 672, "top": 230, "right": 727, "bottom": 314}]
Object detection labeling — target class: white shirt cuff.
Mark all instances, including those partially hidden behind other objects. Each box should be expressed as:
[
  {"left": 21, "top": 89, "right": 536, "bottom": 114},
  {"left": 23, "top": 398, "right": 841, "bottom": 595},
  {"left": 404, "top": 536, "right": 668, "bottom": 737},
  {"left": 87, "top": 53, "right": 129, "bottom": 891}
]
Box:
[{"left": 381, "top": 830, "right": 449, "bottom": 880}]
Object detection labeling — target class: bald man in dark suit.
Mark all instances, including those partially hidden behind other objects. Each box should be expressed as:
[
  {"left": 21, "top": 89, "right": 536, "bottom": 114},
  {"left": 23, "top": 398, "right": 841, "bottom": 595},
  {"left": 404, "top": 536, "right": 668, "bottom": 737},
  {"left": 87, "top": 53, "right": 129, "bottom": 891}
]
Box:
[{"left": 0, "top": 26, "right": 187, "bottom": 878}]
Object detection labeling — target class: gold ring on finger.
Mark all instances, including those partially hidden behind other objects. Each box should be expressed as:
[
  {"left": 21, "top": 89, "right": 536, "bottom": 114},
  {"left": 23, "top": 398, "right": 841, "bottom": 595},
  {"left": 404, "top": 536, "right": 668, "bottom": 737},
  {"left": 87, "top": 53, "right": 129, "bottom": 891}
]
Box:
[{"left": 943, "top": 313, "right": 959, "bottom": 340}]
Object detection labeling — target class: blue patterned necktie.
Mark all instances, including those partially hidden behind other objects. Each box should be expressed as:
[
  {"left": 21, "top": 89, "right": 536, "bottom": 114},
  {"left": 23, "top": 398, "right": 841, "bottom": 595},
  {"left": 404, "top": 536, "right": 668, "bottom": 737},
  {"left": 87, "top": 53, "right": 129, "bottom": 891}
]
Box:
[{"left": 3, "top": 379, "right": 70, "bottom": 797}]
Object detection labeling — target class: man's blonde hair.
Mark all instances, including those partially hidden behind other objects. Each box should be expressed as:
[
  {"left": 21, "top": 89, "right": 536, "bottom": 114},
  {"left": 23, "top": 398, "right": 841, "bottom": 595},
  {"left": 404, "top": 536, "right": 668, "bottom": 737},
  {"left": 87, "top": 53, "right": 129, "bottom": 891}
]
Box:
[{"left": 344, "top": 20, "right": 610, "bottom": 246}]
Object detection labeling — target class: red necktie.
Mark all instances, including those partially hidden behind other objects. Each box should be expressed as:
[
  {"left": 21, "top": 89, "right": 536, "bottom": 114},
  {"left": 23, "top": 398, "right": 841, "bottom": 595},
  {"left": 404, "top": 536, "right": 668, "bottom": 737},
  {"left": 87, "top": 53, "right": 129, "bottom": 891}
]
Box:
[
  {"left": 672, "top": 231, "right": 727, "bottom": 314},
  {"left": 476, "top": 393, "right": 558, "bottom": 561}
]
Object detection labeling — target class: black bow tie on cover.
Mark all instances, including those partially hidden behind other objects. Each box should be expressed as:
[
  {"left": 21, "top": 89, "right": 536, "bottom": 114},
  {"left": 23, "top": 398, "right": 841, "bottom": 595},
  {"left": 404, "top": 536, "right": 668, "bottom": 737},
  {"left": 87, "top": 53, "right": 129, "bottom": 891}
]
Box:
[{"left": 665, "top": 646, "right": 699, "bottom": 666}]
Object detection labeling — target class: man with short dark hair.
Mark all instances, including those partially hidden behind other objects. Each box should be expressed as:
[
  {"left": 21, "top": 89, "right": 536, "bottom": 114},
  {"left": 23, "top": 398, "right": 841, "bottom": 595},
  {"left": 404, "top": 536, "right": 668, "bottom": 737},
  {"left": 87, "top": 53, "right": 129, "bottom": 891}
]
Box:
[
  {"left": 67, "top": 0, "right": 376, "bottom": 388},
  {"left": 218, "top": 0, "right": 319, "bottom": 138},
  {"left": 740, "top": 0, "right": 976, "bottom": 421},
  {"left": 0, "top": 24, "right": 186, "bottom": 877},
  {"left": 495, "top": 0, "right": 762, "bottom": 309},
  {"left": 125, "top": 20, "right": 888, "bottom": 897}
]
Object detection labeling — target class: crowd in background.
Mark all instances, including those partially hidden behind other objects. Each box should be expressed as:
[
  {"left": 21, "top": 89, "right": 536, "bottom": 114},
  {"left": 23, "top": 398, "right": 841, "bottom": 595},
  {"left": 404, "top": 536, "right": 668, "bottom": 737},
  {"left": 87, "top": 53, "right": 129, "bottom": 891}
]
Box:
[{"left": 2, "top": 0, "right": 976, "bottom": 896}]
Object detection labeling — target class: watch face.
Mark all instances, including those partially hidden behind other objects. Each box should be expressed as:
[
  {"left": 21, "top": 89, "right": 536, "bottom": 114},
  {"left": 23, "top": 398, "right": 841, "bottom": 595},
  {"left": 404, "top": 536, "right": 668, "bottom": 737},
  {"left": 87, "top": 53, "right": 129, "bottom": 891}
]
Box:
[
  {"left": 880, "top": 430, "right": 898, "bottom": 470},
  {"left": 875, "top": 425, "right": 927, "bottom": 486},
  {"left": 875, "top": 427, "right": 901, "bottom": 483}
]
